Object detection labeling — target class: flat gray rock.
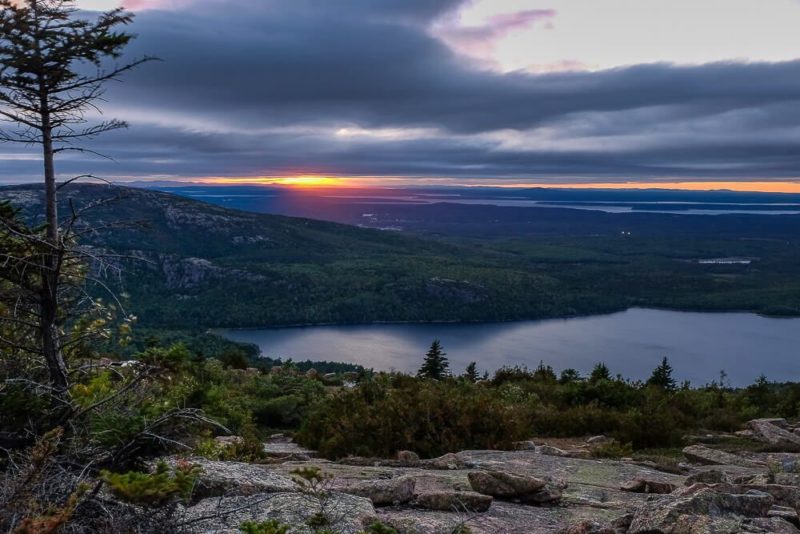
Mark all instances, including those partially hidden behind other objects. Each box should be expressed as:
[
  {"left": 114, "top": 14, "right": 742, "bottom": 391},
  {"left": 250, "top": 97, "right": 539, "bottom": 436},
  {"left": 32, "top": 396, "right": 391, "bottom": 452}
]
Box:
[
  {"left": 682, "top": 445, "right": 763, "bottom": 467},
  {"left": 161, "top": 457, "right": 298, "bottom": 499},
  {"left": 182, "top": 492, "right": 376, "bottom": 534}
]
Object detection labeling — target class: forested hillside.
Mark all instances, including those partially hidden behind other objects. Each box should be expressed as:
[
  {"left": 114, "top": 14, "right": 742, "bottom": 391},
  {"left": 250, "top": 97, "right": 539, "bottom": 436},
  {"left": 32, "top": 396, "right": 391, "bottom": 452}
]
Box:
[{"left": 2, "top": 183, "right": 799, "bottom": 329}]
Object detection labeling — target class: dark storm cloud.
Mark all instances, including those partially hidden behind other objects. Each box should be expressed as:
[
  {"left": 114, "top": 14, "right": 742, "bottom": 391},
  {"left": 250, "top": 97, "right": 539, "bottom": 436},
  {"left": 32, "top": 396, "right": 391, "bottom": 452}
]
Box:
[{"left": 3, "top": 0, "right": 800, "bottom": 182}]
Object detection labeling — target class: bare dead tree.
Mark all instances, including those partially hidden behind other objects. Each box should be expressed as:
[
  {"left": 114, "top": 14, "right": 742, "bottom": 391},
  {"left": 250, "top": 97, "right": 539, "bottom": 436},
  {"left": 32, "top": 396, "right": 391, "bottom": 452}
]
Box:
[{"left": 0, "top": 0, "right": 154, "bottom": 397}]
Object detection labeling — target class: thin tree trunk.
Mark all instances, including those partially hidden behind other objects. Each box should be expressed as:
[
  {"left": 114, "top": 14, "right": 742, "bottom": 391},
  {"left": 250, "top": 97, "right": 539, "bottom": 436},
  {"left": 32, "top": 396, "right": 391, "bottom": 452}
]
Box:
[{"left": 39, "top": 101, "right": 69, "bottom": 394}]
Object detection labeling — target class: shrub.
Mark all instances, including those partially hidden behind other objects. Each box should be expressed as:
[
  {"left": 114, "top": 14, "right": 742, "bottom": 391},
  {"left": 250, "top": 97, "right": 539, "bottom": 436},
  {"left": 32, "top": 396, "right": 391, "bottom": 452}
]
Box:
[
  {"left": 239, "top": 519, "right": 290, "bottom": 534},
  {"left": 101, "top": 460, "right": 201, "bottom": 508},
  {"left": 363, "top": 521, "right": 399, "bottom": 534},
  {"left": 296, "top": 374, "right": 531, "bottom": 458},
  {"left": 591, "top": 440, "right": 634, "bottom": 459}
]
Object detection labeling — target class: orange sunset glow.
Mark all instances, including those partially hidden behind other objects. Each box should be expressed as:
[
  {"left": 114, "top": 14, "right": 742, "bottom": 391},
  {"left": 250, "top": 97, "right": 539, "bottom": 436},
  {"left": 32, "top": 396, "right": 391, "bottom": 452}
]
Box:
[
  {"left": 199, "top": 175, "right": 347, "bottom": 188},
  {"left": 195, "top": 176, "right": 800, "bottom": 194}
]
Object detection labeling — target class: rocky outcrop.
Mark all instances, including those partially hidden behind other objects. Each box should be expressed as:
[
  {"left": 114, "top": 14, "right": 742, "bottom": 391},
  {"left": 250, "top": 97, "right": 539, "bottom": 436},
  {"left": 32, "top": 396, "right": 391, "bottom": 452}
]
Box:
[
  {"left": 415, "top": 490, "right": 493, "bottom": 512},
  {"left": 263, "top": 434, "right": 317, "bottom": 460},
  {"left": 619, "top": 478, "right": 676, "bottom": 494},
  {"left": 684, "top": 468, "right": 729, "bottom": 485},
  {"left": 423, "top": 452, "right": 470, "bottom": 470},
  {"left": 748, "top": 419, "right": 800, "bottom": 451},
  {"left": 339, "top": 476, "right": 415, "bottom": 506},
  {"left": 147, "top": 436, "right": 800, "bottom": 533},
  {"left": 467, "top": 470, "right": 564, "bottom": 504},
  {"left": 160, "top": 457, "right": 298, "bottom": 500},
  {"left": 682, "top": 444, "right": 763, "bottom": 467},
  {"left": 182, "top": 492, "right": 376, "bottom": 534},
  {"left": 627, "top": 485, "right": 791, "bottom": 534},
  {"left": 396, "top": 450, "right": 420, "bottom": 466}
]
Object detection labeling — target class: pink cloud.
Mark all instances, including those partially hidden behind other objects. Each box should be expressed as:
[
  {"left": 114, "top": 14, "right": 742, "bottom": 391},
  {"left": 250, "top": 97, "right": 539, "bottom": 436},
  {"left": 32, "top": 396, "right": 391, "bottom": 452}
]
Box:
[{"left": 436, "top": 9, "right": 557, "bottom": 58}]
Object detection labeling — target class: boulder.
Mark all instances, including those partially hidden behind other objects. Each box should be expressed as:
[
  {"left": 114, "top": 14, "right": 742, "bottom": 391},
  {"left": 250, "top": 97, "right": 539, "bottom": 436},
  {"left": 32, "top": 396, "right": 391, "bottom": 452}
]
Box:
[
  {"left": 750, "top": 418, "right": 790, "bottom": 429},
  {"left": 467, "top": 470, "right": 564, "bottom": 505},
  {"left": 620, "top": 478, "right": 677, "bottom": 494},
  {"left": 340, "top": 476, "right": 415, "bottom": 506},
  {"left": 745, "top": 517, "right": 800, "bottom": 533},
  {"left": 749, "top": 420, "right": 800, "bottom": 451},
  {"left": 262, "top": 436, "right": 317, "bottom": 459},
  {"left": 684, "top": 469, "right": 728, "bottom": 485},
  {"left": 159, "top": 457, "right": 297, "bottom": 500},
  {"left": 396, "top": 450, "right": 420, "bottom": 467},
  {"left": 415, "top": 490, "right": 492, "bottom": 512},
  {"left": 769, "top": 506, "right": 800, "bottom": 527},
  {"left": 682, "top": 444, "right": 762, "bottom": 467},
  {"left": 538, "top": 445, "right": 571, "bottom": 457},
  {"left": 628, "top": 487, "right": 774, "bottom": 534},
  {"left": 775, "top": 472, "right": 800, "bottom": 486},
  {"left": 513, "top": 440, "right": 537, "bottom": 450},
  {"left": 184, "top": 492, "right": 376, "bottom": 534},
  {"left": 740, "top": 484, "right": 800, "bottom": 508},
  {"left": 424, "top": 452, "right": 468, "bottom": 470},
  {"left": 587, "top": 435, "right": 611, "bottom": 445},
  {"left": 467, "top": 470, "right": 546, "bottom": 497},
  {"left": 523, "top": 482, "right": 566, "bottom": 504}
]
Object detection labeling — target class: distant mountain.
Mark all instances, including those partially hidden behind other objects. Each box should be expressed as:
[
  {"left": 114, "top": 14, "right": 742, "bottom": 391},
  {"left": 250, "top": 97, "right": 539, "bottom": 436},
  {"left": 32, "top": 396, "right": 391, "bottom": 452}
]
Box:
[
  {"left": 2, "top": 183, "right": 798, "bottom": 328},
  {"left": 0, "top": 184, "right": 597, "bottom": 327},
  {"left": 134, "top": 183, "right": 800, "bottom": 239}
]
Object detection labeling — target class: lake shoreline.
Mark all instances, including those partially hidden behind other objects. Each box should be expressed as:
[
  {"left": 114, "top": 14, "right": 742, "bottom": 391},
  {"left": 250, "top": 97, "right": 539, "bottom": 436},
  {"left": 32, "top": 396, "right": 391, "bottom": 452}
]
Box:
[
  {"left": 211, "top": 304, "right": 799, "bottom": 333},
  {"left": 216, "top": 308, "right": 800, "bottom": 387}
]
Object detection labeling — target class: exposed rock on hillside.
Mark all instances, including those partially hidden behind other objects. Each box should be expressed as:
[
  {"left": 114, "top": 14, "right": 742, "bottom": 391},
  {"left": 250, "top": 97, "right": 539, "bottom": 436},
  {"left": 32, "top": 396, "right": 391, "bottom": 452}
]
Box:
[
  {"left": 182, "top": 492, "right": 377, "bottom": 534},
  {"left": 749, "top": 419, "right": 800, "bottom": 451}
]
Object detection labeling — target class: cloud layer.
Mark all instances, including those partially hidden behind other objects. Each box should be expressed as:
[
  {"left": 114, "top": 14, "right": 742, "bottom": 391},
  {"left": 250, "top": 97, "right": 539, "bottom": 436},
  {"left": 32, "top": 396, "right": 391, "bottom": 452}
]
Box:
[{"left": 2, "top": 0, "right": 800, "bottom": 184}]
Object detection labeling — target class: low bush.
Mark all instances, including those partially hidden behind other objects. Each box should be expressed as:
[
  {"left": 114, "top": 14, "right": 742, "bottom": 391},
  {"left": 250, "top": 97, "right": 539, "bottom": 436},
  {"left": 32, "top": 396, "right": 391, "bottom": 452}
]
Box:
[
  {"left": 297, "top": 374, "right": 532, "bottom": 458},
  {"left": 100, "top": 460, "right": 201, "bottom": 508}
]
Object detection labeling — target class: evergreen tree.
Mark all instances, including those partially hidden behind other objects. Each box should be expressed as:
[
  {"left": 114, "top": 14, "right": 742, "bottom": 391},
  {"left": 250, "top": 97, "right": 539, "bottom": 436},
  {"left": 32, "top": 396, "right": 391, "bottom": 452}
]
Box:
[
  {"left": 0, "top": 0, "right": 151, "bottom": 396},
  {"left": 647, "top": 357, "right": 677, "bottom": 391},
  {"left": 533, "top": 360, "right": 557, "bottom": 383},
  {"left": 418, "top": 339, "right": 449, "bottom": 380},
  {"left": 589, "top": 362, "right": 611, "bottom": 383},
  {"left": 464, "top": 361, "right": 479, "bottom": 383},
  {"left": 559, "top": 368, "right": 581, "bottom": 384}
]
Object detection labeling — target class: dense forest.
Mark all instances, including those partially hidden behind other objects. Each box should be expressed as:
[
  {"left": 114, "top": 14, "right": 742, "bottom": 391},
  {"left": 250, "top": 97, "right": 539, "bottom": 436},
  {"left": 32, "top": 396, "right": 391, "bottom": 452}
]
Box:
[{"left": 2, "top": 184, "right": 799, "bottom": 334}]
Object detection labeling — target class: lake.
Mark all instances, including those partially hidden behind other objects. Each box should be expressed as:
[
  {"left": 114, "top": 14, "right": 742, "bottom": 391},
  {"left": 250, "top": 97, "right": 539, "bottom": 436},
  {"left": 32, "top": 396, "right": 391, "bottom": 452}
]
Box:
[{"left": 218, "top": 308, "right": 800, "bottom": 386}]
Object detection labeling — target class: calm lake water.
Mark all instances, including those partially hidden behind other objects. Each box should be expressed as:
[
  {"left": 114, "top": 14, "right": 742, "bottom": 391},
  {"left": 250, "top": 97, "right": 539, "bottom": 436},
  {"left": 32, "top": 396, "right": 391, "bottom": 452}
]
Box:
[{"left": 218, "top": 308, "right": 800, "bottom": 386}]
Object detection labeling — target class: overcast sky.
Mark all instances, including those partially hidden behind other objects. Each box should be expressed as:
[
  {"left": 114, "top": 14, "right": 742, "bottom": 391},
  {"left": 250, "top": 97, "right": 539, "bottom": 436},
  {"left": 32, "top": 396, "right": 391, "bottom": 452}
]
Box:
[{"left": 2, "top": 0, "right": 800, "bottom": 187}]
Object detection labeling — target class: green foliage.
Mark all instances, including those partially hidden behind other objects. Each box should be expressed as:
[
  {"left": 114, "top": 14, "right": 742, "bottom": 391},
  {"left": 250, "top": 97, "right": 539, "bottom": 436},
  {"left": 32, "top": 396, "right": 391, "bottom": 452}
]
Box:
[
  {"left": 218, "top": 349, "right": 251, "bottom": 370},
  {"left": 186, "top": 358, "right": 326, "bottom": 435},
  {"left": 591, "top": 440, "right": 634, "bottom": 459},
  {"left": 138, "top": 343, "right": 191, "bottom": 372},
  {"left": 194, "top": 432, "right": 270, "bottom": 463},
  {"left": 362, "top": 522, "right": 399, "bottom": 534},
  {"left": 589, "top": 363, "right": 611, "bottom": 383},
  {"left": 463, "top": 361, "right": 479, "bottom": 383},
  {"left": 559, "top": 368, "right": 581, "bottom": 384},
  {"left": 291, "top": 465, "right": 330, "bottom": 487},
  {"left": 239, "top": 519, "right": 290, "bottom": 534},
  {"left": 532, "top": 361, "right": 557, "bottom": 383},
  {"left": 647, "top": 357, "right": 677, "bottom": 392},
  {"left": 297, "top": 374, "right": 531, "bottom": 458},
  {"left": 418, "top": 340, "right": 449, "bottom": 380},
  {"left": 101, "top": 460, "right": 201, "bottom": 508}
]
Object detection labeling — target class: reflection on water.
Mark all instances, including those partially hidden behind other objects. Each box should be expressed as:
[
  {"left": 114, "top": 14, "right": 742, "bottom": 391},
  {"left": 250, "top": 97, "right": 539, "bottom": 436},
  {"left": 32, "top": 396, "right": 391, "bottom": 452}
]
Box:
[{"left": 218, "top": 308, "right": 800, "bottom": 387}]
